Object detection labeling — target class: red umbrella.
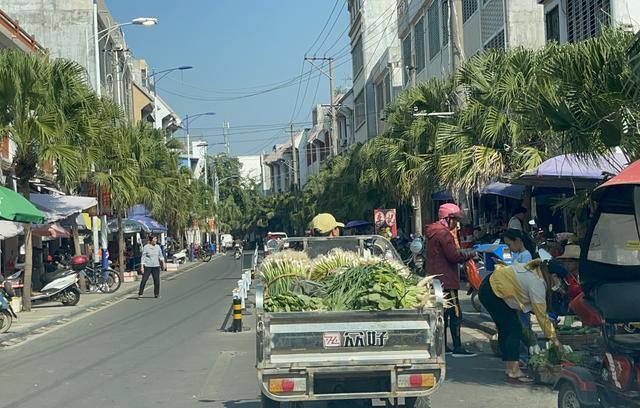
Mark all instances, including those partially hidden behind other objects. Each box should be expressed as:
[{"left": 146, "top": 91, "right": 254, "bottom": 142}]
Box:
[
  {"left": 598, "top": 159, "right": 640, "bottom": 189},
  {"left": 33, "top": 223, "right": 71, "bottom": 238}
]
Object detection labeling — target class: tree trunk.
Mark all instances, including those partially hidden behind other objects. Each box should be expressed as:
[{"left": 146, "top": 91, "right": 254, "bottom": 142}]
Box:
[
  {"left": 22, "top": 223, "right": 32, "bottom": 312},
  {"left": 117, "top": 214, "right": 125, "bottom": 278},
  {"left": 411, "top": 193, "right": 423, "bottom": 236}
]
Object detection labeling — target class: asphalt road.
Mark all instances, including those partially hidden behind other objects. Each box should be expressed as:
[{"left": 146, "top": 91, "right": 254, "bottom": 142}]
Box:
[{"left": 0, "top": 254, "right": 557, "bottom": 408}]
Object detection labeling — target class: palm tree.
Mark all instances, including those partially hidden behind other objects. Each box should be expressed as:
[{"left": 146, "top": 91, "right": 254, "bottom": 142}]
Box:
[{"left": 0, "top": 50, "right": 92, "bottom": 311}]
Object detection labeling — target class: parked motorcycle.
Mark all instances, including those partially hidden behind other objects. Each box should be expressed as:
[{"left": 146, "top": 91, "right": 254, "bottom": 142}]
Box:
[
  {"left": 0, "top": 280, "right": 16, "bottom": 334},
  {"left": 234, "top": 244, "right": 243, "bottom": 260},
  {"left": 5, "top": 267, "right": 81, "bottom": 307}
]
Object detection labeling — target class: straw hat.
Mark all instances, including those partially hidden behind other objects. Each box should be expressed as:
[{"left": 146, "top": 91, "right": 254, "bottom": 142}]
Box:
[{"left": 557, "top": 244, "right": 581, "bottom": 259}]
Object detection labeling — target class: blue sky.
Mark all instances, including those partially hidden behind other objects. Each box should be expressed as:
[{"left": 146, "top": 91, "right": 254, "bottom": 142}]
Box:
[{"left": 108, "top": 0, "right": 352, "bottom": 155}]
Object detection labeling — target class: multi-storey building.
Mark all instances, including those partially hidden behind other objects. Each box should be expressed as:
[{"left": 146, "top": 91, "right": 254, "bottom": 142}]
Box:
[{"left": 538, "top": 0, "right": 640, "bottom": 43}]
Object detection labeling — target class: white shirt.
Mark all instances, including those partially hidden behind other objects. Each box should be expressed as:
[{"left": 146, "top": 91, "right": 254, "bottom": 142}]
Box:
[
  {"left": 508, "top": 216, "right": 523, "bottom": 231},
  {"left": 142, "top": 244, "right": 164, "bottom": 268}
]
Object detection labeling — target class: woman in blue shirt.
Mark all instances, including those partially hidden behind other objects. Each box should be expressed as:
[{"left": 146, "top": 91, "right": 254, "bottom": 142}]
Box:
[{"left": 503, "top": 229, "right": 537, "bottom": 264}]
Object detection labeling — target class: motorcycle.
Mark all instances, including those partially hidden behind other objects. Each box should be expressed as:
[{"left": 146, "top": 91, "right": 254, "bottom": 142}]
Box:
[
  {"left": 403, "top": 235, "right": 425, "bottom": 274},
  {"left": 5, "top": 267, "right": 81, "bottom": 307},
  {"left": 234, "top": 244, "right": 243, "bottom": 260},
  {"left": 0, "top": 280, "right": 16, "bottom": 334}
]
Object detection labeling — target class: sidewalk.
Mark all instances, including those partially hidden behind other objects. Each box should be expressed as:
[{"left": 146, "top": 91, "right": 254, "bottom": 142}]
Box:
[
  {"left": 459, "top": 286, "right": 497, "bottom": 336},
  {"left": 0, "top": 259, "right": 209, "bottom": 347}
]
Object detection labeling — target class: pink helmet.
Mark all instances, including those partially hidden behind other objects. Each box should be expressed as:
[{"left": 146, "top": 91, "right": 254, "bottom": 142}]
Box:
[{"left": 438, "top": 203, "right": 463, "bottom": 220}]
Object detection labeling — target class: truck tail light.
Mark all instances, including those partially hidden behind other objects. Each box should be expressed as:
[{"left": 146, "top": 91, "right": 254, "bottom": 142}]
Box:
[
  {"left": 397, "top": 373, "right": 435, "bottom": 389},
  {"left": 268, "top": 377, "right": 306, "bottom": 393}
]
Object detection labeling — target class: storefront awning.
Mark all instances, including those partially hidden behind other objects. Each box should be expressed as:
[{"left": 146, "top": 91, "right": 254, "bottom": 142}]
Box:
[
  {"left": 0, "top": 221, "right": 22, "bottom": 239},
  {"left": 127, "top": 205, "right": 167, "bottom": 233},
  {"left": 481, "top": 182, "right": 525, "bottom": 200},
  {"left": 30, "top": 194, "right": 98, "bottom": 222},
  {"left": 515, "top": 150, "right": 629, "bottom": 189}
]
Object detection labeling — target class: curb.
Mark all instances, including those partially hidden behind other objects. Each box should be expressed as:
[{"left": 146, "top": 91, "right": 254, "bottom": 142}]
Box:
[{"left": 0, "top": 259, "right": 213, "bottom": 346}]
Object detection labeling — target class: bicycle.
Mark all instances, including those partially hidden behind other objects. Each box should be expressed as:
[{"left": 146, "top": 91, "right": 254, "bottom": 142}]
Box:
[{"left": 80, "top": 264, "right": 121, "bottom": 293}]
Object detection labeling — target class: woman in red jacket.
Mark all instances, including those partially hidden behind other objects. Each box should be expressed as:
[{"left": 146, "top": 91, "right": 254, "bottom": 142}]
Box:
[{"left": 426, "top": 203, "right": 476, "bottom": 357}]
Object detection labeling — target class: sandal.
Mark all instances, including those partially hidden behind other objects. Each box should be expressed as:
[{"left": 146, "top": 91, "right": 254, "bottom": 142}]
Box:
[{"left": 506, "top": 374, "right": 534, "bottom": 384}]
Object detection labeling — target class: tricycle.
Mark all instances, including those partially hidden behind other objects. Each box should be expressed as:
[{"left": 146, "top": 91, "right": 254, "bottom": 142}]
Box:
[{"left": 556, "top": 160, "right": 640, "bottom": 408}]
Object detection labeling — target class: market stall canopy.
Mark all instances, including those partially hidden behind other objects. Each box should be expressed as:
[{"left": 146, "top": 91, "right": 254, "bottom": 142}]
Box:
[
  {"left": 0, "top": 221, "right": 22, "bottom": 239},
  {"left": 515, "top": 150, "right": 628, "bottom": 189},
  {"left": 129, "top": 215, "right": 167, "bottom": 233},
  {"left": 0, "top": 186, "right": 44, "bottom": 223},
  {"left": 33, "top": 223, "right": 71, "bottom": 238},
  {"left": 30, "top": 193, "right": 97, "bottom": 223},
  {"left": 127, "top": 205, "right": 167, "bottom": 233},
  {"left": 72, "top": 213, "right": 101, "bottom": 230},
  {"left": 345, "top": 220, "right": 371, "bottom": 229},
  {"left": 598, "top": 159, "right": 640, "bottom": 190},
  {"left": 431, "top": 190, "right": 454, "bottom": 201},
  {"left": 108, "top": 219, "right": 151, "bottom": 234},
  {"left": 481, "top": 182, "right": 525, "bottom": 200}
]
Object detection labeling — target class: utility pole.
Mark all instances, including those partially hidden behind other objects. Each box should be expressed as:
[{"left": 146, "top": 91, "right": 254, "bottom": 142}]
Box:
[
  {"left": 223, "top": 121, "right": 230, "bottom": 155},
  {"left": 287, "top": 123, "right": 299, "bottom": 190},
  {"left": 304, "top": 56, "right": 338, "bottom": 156},
  {"left": 450, "top": 0, "right": 465, "bottom": 104}
]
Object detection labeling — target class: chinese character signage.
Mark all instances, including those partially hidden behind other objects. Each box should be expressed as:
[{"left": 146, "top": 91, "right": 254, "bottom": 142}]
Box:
[{"left": 374, "top": 208, "right": 397, "bottom": 239}]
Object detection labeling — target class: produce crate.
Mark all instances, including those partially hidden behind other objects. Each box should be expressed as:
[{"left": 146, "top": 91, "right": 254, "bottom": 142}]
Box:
[{"left": 557, "top": 333, "right": 602, "bottom": 351}]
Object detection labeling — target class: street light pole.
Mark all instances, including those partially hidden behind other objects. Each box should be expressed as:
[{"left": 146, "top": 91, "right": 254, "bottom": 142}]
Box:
[{"left": 148, "top": 65, "right": 193, "bottom": 134}]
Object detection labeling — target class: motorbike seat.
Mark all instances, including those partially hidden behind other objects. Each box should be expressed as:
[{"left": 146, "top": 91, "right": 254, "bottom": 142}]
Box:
[{"left": 42, "top": 269, "right": 75, "bottom": 284}]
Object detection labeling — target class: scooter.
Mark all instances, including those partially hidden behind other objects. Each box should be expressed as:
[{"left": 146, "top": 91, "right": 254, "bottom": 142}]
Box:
[
  {"left": 0, "top": 280, "right": 16, "bottom": 334},
  {"left": 5, "top": 268, "right": 81, "bottom": 307},
  {"left": 234, "top": 244, "right": 243, "bottom": 260}
]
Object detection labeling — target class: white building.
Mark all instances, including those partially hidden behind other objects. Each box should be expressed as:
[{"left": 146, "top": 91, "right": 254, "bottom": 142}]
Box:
[
  {"left": 349, "top": 0, "right": 401, "bottom": 143},
  {"left": 538, "top": 0, "right": 640, "bottom": 43},
  {"left": 398, "top": 0, "right": 545, "bottom": 88}
]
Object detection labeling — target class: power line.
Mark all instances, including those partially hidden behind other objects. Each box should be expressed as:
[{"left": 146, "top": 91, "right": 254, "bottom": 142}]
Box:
[{"left": 306, "top": 0, "right": 341, "bottom": 55}]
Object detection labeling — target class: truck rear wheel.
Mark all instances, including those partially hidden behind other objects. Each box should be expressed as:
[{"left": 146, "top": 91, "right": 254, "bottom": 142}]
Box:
[
  {"left": 404, "top": 397, "right": 431, "bottom": 408},
  {"left": 261, "top": 393, "right": 281, "bottom": 408}
]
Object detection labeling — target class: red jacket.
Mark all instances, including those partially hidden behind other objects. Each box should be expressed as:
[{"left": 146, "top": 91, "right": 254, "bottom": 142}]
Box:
[{"left": 425, "top": 222, "right": 467, "bottom": 290}]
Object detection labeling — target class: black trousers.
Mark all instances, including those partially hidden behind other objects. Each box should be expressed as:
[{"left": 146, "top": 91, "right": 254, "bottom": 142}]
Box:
[
  {"left": 478, "top": 278, "right": 521, "bottom": 362},
  {"left": 138, "top": 266, "right": 160, "bottom": 297},
  {"left": 443, "top": 289, "right": 462, "bottom": 350}
]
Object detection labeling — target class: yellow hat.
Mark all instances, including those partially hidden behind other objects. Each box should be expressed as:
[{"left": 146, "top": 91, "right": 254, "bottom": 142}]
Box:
[
  {"left": 309, "top": 213, "right": 345, "bottom": 235},
  {"left": 557, "top": 244, "right": 581, "bottom": 259}
]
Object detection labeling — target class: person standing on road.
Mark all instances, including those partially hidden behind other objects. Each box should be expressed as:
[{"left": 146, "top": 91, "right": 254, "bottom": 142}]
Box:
[
  {"left": 138, "top": 235, "right": 165, "bottom": 299},
  {"left": 425, "top": 203, "right": 476, "bottom": 358}
]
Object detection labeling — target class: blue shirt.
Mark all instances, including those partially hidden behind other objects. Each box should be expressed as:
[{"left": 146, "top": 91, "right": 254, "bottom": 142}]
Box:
[{"left": 512, "top": 250, "right": 533, "bottom": 264}]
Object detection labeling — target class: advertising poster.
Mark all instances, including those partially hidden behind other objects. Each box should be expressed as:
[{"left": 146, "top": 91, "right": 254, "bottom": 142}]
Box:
[{"left": 374, "top": 208, "right": 397, "bottom": 238}]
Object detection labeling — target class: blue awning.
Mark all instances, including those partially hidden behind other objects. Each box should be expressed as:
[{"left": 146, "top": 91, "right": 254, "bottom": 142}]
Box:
[
  {"left": 129, "top": 215, "right": 168, "bottom": 233},
  {"left": 431, "top": 190, "right": 453, "bottom": 201},
  {"left": 481, "top": 182, "right": 525, "bottom": 200}
]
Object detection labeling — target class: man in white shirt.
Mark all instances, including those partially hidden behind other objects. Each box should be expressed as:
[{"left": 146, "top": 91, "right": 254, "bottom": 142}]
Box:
[
  {"left": 508, "top": 207, "right": 528, "bottom": 231},
  {"left": 138, "top": 235, "right": 165, "bottom": 299}
]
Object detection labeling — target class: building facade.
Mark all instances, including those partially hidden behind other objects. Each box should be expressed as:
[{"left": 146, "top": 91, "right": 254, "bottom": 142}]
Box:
[
  {"left": 349, "top": 0, "right": 400, "bottom": 143},
  {"left": 398, "top": 0, "right": 545, "bottom": 88},
  {"left": 538, "top": 0, "right": 640, "bottom": 44}
]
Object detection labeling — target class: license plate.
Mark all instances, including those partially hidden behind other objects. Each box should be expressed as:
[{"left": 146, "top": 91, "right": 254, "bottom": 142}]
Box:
[{"left": 323, "top": 331, "right": 388, "bottom": 348}]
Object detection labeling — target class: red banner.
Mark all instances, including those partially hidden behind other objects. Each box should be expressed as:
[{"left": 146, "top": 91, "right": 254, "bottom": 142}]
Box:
[{"left": 374, "top": 208, "right": 397, "bottom": 239}]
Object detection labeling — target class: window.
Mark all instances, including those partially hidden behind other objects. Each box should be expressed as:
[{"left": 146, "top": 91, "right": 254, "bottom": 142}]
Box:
[
  {"left": 442, "top": 0, "right": 449, "bottom": 46},
  {"left": 402, "top": 33, "right": 412, "bottom": 85},
  {"left": 428, "top": 3, "right": 440, "bottom": 59},
  {"left": 566, "top": 0, "right": 610, "bottom": 43},
  {"left": 588, "top": 212, "right": 640, "bottom": 266},
  {"left": 545, "top": 6, "right": 560, "bottom": 42},
  {"left": 462, "top": 0, "right": 478, "bottom": 22},
  {"left": 384, "top": 74, "right": 391, "bottom": 105},
  {"left": 484, "top": 29, "right": 505, "bottom": 50},
  {"left": 355, "top": 90, "right": 365, "bottom": 129},
  {"left": 414, "top": 17, "right": 426, "bottom": 72},
  {"left": 352, "top": 37, "right": 364, "bottom": 79}
]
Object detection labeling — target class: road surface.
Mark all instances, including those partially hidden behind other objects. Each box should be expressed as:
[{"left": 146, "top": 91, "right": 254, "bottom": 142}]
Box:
[{"left": 0, "top": 255, "right": 556, "bottom": 407}]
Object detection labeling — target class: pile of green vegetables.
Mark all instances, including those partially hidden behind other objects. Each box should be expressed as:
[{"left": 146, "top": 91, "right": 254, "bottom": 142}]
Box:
[
  {"left": 529, "top": 345, "right": 582, "bottom": 370},
  {"left": 260, "top": 250, "right": 433, "bottom": 313}
]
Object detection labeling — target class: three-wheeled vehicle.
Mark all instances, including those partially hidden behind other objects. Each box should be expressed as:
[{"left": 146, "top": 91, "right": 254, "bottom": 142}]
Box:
[
  {"left": 556, "top": 160, "right": 640, "bottom": 407},
  {"left": 256, "top": 235, "right": 445, "bottom": 407}
]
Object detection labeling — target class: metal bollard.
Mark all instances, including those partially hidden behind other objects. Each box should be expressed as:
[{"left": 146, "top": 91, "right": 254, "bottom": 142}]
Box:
[{"left": 232, "top": 291, "right": 242, "bottom": 332}]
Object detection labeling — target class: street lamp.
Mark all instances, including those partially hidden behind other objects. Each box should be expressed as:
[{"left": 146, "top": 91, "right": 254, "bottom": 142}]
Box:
[
  {"left": 92, "top": 0, "right": 157, "bottom": 97},
  {"left": 148, "top": 66, "right": 194, "bottom": 133},
  {"left": 182, "top": 112, "right": 216, "bottom": 174}
]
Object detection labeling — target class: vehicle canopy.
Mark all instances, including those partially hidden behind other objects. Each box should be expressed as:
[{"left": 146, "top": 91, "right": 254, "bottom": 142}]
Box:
[{"left": 581, "top": 160, "right": 640, "bottom": 321}]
